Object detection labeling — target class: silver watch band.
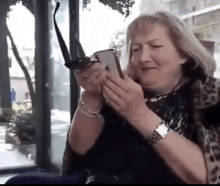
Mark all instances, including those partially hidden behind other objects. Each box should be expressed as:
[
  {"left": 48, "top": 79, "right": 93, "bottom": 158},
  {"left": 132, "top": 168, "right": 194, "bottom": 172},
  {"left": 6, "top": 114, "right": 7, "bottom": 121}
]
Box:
[{"left": 148, "top": 120, "right": 170, "bottom": 145}]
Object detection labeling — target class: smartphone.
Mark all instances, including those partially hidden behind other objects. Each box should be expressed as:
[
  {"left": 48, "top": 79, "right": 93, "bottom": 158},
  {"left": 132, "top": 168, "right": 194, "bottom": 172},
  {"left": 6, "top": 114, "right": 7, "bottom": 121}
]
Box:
[{"left": 93, "top": 49, "right": 124, "bottom": 79}]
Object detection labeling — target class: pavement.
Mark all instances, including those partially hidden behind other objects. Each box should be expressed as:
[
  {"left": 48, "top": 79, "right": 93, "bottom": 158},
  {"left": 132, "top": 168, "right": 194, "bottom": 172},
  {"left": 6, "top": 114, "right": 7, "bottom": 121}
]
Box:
[
  {"left": 0, "top": 143, "right": 35, "bottom": 168},
  {"left": 51, "top": 123, "right": 69, "bottom": 170},
  {"left": 0, "top": 123, "right": 70, "bottom": 172},
  {"left": 0, "top": 123, "right": 69, "bottom": 184},
  {"left": 0, "top": 109, "right": 71, "bottom": 184}
]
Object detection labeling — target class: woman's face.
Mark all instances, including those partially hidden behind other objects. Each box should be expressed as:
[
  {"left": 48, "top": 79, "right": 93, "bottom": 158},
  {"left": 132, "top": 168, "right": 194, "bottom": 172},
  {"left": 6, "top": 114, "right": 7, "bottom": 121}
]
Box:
[{"left": 131, "top": 23, "right": 186, "bottom": 96}]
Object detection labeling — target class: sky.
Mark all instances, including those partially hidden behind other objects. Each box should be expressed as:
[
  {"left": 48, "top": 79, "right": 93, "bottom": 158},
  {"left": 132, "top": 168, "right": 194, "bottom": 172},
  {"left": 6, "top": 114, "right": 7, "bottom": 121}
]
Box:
[
  {"left": 6, "top": 0, "right": 220, "bottom": 79},
  {"left": 6, "top": 0, "right": 141, "bottom": 56},
  {"left": 6, "top": 0, "right": 141, "bottom": 78},
  {"left": 5, "top": 0, "right": 142, "bottom": 97},
  {"left": 79, "top": 0, "right": 141, "bottom": 56},
  {"left": 7, "top": 2, "right": 35, "bottom": 50}
]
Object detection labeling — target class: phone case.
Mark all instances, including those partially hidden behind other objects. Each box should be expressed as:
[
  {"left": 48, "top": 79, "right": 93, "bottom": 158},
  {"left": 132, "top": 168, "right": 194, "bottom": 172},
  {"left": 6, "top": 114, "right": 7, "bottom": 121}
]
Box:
[{"left": 93, "top": 49, "right": 124, "bottom": 79}]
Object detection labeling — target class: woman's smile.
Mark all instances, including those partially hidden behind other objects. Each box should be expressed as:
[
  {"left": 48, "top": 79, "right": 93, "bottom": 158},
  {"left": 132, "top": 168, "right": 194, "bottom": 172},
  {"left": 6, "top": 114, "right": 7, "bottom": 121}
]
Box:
[
  {"left": 131, "top": 24, "right": 186, "bottom": 95},
  {"left": 141, "top": 67, "right": 157, "bottom": 71},
  {"left": 139, "top": 67, "right": 158, "bottom": 79}
]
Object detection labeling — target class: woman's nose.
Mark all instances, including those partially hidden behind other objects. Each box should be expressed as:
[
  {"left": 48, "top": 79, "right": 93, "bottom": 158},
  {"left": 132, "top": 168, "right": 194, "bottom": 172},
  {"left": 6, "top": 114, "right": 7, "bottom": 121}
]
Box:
[{"left": 139, "top": 46, "right": 151, "bottom": 63}]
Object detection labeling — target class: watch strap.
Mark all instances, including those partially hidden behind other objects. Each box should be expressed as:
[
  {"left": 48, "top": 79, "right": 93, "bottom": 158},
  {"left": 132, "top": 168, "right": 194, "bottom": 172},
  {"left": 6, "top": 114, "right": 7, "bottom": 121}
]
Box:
[{"left": 148, "top": 120, "right": 170, "bottom": 145}]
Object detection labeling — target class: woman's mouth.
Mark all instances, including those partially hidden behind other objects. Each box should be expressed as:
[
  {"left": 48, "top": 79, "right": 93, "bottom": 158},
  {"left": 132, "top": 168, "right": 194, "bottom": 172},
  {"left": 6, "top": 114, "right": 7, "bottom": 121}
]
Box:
[{"left": 141, "top": 67, "right": 157, "bottom": 71}]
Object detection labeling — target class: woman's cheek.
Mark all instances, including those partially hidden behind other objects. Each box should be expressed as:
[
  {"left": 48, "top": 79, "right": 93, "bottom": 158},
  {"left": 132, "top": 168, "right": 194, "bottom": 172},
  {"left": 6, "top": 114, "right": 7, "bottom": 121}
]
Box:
[
  {"left": 153, "top": 56, "right": 170, "bottom": 68},
  {"left": 131, "top": 56, "right": 139, "bottom": 67}
]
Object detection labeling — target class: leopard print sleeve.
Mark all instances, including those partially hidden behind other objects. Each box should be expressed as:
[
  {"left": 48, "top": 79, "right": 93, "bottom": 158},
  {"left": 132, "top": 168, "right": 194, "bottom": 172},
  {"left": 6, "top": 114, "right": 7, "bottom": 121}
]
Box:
[{"left": 190, "top": 76, "right": 220, "bottom": 184}]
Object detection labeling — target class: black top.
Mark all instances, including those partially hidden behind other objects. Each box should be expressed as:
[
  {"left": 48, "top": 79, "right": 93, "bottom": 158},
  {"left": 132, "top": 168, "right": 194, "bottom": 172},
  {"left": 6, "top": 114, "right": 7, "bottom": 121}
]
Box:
[{"left": 63, "top": 81, "right": 194, "bottom": 184}]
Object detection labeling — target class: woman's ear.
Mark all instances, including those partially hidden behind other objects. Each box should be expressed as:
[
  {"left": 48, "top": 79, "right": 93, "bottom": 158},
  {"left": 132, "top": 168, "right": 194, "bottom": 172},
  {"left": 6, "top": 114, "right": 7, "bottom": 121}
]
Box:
[{"left": 179, "top": 58, "right": 188, "bottom": 64}]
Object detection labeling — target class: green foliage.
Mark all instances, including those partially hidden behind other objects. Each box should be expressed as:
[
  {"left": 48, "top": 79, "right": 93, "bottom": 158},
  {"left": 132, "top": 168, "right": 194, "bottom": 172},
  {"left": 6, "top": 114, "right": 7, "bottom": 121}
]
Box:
[
  {"left": 7, "top": 0, "right": 20, "bottom": 12},
  {"left": 83, "top": 0, "right": 91, "bottom": 9},
  {"left": 18, "top": 0, "right": 34, "bottom": 14},
  {"left": 83, "top": 0, "right": 135, "bottom": 17},
  {"left": 12, "top": 101, "right": 34, "bottom": 144},
  {"left": 2, "top": 109, "right": 13, "bottom": 122},
  {"left": 14, "top": 113, "right": 35, "bottom": 144},
  {"left": 7, "top": 0, "right": 34, "bottom": 15},
  {"left": 6, "top": 0, "right": 21, "bottom": 18},
  {"left": 100, "top": 0, "right": 135, "bottom": 17}
]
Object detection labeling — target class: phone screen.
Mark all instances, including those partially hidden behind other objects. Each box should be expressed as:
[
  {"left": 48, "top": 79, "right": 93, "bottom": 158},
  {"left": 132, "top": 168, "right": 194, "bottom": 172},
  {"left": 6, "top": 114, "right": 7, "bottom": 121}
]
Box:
[{"left": 93, "top": 49, "right": 123, "bottom": 79}]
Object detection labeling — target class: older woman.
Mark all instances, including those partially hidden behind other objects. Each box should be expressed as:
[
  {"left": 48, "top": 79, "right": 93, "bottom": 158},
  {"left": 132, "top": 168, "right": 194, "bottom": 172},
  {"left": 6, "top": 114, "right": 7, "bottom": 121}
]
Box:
[
  {"left": 62, "top": 10, "right": 220, "bottom": 184},
  {"left": 6, "top": 10, "right": 219, "bottom": 185}
]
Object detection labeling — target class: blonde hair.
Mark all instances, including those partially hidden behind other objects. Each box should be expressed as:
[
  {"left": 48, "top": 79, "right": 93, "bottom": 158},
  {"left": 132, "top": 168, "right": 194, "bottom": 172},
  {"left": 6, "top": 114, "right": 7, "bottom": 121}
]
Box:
[{"left": 121, "top": 10, "right": 216, "bottom": 81}]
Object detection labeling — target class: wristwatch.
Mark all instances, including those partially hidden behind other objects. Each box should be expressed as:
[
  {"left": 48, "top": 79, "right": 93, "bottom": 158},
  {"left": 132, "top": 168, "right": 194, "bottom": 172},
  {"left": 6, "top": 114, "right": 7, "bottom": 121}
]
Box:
[
  {"left": 148, "top": 120, "right": 170, "bottom": 145},
  {"left": 155, "top": 122, "right": 170, "bottom": 138}
]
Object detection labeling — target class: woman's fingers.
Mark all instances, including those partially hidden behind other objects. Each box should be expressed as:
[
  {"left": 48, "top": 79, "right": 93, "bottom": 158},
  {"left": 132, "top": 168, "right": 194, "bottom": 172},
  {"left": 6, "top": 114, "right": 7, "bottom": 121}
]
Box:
[
  {"left": 80, "top": 62, "right": 106, "bottom": 75},
  {"left": 103, "top": 71, "right": 130, "bottom": 100},
  {"left": 85, "top": 63, "right": 106, "bottom": 82},
  {"left": 103, "top": 78, "right": 126, "bottom": 100},
  {"left": 74, "top": 61, "right": 109, "bottom": 94},
  {"left": 82, "top": 63, "right": 106, "bottom": 80},
  {"left": 105, "top": 72, "right": 129, "bottom": 93},
  {"left": 93, "top": 70, "right": 107, "bottom": 85},
  {"left": 102, "top": 84, "right": 121, "bottom": 111}
]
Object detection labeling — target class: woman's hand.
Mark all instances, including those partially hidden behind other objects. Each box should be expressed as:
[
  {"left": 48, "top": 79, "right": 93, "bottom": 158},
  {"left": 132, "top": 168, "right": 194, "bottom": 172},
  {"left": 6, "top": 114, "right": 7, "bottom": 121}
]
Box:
[
  {"left": 102, "top": 71, "right": 155, "bottom": 125},
  {"left": 75, "top": 62, "right": 107, "bottom": 96}
]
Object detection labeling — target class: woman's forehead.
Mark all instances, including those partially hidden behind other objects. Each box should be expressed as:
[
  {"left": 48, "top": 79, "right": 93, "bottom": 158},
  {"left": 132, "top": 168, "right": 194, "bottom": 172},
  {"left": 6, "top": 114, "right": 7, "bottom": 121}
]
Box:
[
  {"left": 131, "top": 23, "right": 169, "bottom": 43},
  {"left": 132, "top": 19, "right": 156, "bottom": 34}
]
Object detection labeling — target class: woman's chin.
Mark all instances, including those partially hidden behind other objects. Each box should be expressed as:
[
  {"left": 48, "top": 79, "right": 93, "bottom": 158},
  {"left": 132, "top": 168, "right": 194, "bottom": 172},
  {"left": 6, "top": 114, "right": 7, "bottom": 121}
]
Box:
[
  {"left": 140, "top": 79, "right": 163, "bottom": 95},
  {"left": 140, "top": 79, "right": 158, "bottom": 87}
]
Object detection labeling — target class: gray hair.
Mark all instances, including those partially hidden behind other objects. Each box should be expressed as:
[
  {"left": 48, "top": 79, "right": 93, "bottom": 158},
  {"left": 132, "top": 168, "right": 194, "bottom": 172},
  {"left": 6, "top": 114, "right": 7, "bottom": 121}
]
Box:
[{"left": 121, "top": 10, "right": 216, "bottom": 80}]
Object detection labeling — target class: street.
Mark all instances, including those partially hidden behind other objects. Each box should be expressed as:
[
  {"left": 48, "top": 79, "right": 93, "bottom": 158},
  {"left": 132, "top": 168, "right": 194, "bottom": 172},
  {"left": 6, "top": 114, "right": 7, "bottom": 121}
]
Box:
[
  {"left": 0, "top": 126, "right": 5, "bottom": 144},
  {"left": 0, "top": 123, "right": 70, "bottom": 170}
]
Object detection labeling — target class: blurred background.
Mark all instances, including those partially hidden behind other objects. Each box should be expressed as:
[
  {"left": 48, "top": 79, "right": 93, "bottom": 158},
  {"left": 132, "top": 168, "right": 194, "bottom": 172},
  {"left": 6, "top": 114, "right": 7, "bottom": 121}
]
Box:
[{"left": 0, "top": 0, "right": 220, "bottom": 183}]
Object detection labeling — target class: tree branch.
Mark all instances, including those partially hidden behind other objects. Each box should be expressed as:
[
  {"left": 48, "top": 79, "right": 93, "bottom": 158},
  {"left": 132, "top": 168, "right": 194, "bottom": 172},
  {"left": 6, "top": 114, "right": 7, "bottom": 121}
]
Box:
[
  {"left": 6, "top": 25, "right": 35, "bottom": 106},
  {"left": 8, "top": 0, "right": 34, "bottom": 15}
]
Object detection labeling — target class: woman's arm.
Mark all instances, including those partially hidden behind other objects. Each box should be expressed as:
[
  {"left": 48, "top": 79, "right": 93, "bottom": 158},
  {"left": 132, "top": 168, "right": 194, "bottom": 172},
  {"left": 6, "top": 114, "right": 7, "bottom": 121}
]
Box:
[
  {"left": 131, "top": 113, "right": 207, "bottom": 184},
  {"left": 101, "top": 73, "right": 207, "bottom": 184},
  {"left": 68, "top": 91, "right": 104, "bottom": 155}
]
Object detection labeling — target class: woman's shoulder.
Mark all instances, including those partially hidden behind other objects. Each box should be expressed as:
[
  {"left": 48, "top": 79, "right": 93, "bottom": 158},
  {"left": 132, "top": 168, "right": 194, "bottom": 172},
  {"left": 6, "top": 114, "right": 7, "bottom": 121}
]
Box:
[
  {"left": 198, "top": 76, "right": 220, "bottom": 125},
  {"left": 191, "top": 76, "right": 220, "bottom": 103}
]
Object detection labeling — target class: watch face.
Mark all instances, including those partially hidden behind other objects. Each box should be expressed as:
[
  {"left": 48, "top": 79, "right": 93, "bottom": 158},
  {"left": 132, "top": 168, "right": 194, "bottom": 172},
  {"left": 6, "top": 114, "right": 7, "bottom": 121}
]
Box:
[{"left": 155, "top": 123, "right": 169, "bottom": 138}]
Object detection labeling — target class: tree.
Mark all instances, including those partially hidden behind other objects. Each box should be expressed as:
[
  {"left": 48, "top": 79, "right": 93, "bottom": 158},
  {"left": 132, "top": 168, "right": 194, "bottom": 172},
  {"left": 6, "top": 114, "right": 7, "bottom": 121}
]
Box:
[
  {"left": 6, "top": 0, "right": 49, "bottom": 118},
  {"left": 7, "top": 27, "right": 35, "bottom": 111},
  {"left": 0, "top": 0, "right": 15, "bottom": 121},
  {"left": 7, "top": 1, "right": 52, "bottom": 169},
  {"left": 6, "top": 0, "right": 36, "bottom": 113},
  {"left": 0, "top": 0, "right": 34, "bottom": 121},
  {"left": 83, "top": 0, "right": 135, "bottom": 17}
]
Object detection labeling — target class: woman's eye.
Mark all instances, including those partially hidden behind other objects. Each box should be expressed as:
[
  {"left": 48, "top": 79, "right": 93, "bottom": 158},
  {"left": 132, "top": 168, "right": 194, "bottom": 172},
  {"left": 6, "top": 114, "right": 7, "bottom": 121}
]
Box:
[
  {"left": 151, "top": 45, "right": 162, "bottom": 48},
  {"left": 132, "top": 48, "right": 139, "bottom": 52}
]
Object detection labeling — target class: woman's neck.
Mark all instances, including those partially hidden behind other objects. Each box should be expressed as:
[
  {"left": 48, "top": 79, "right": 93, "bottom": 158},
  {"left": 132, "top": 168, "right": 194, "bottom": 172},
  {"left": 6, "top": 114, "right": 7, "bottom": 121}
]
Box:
[{"left": 143, "top": 76, "right": 190, "bottom": 98}]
